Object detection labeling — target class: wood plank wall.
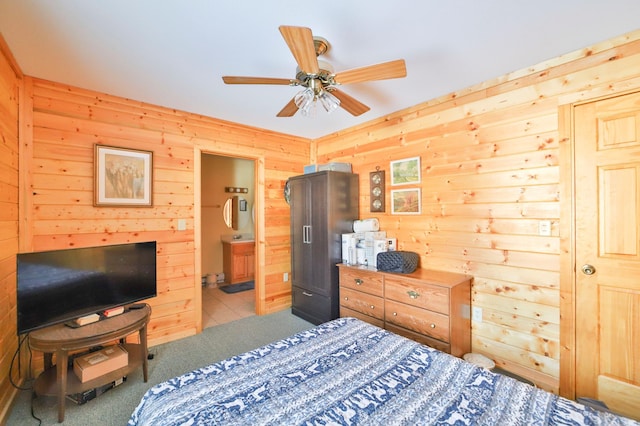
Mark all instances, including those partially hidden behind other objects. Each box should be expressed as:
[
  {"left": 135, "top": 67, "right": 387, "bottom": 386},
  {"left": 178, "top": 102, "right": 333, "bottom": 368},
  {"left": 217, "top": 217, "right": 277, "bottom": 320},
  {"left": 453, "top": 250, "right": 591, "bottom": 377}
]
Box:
[
  {"left": 2, "top": 29, "right": 640, "bottom": 420},
  {"left": 315, "top": 30, "right": 640, "bottom": 393},
  {"left": 21, "top": 79, "right": 308, "bottom": 351},
  {"left": 0, "top": 34, "right": 21, "bottom": 421}
]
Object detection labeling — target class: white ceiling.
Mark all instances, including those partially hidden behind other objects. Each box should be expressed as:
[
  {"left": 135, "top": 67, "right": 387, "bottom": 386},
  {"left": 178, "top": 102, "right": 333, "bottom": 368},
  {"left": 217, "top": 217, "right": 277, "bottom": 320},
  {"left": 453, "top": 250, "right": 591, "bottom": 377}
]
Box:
[{"left": 1, "top": 1, "right": 639, "bottom": 139}]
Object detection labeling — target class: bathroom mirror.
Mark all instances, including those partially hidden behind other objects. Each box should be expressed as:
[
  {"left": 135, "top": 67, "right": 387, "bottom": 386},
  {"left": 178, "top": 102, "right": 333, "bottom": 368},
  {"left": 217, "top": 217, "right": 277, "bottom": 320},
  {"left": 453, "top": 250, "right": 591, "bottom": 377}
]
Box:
[
  {"left": 223, "top": 196, "right": 250, "bottom": 230},
  {"left": 223, "top": 198, "right": 235, "bottom": 229}
]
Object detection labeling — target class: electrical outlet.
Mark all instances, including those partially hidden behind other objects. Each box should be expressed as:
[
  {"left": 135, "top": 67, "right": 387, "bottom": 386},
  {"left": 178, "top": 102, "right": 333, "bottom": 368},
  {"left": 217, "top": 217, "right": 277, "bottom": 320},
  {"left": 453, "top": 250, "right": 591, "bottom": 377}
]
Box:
[
  {"left": 283, "top": 272, "right": 289, "bottom": 282},
  {"left": 538, "top": 220, "right": 551, "bottom": 236},
  {"left": 472, "top": 306, "right": 483, "bottom": 323}
]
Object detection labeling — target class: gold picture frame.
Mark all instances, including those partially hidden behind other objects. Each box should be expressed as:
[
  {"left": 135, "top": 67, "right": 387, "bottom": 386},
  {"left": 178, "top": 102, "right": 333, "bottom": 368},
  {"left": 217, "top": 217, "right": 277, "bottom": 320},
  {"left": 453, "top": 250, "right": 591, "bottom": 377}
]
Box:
[
  {"left": 391, "top": 188, "right": 421, "bottom": 215},
  {"left": 95, "top": 145, "right": 153, "bottom": 206}
]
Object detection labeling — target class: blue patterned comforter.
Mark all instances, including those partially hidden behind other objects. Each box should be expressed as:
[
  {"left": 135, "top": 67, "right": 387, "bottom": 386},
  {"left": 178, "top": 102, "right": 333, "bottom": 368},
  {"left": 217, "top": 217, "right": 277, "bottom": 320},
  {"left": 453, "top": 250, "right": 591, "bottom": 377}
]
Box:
[{"left": 129, "top": 317, "right": 637, "bottom": 425}]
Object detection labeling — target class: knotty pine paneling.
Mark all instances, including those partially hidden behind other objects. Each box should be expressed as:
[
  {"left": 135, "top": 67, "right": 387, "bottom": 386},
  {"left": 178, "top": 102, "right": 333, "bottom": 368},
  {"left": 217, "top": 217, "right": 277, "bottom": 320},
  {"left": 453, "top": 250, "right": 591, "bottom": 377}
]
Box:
[
  {"left": 0, "top": 34, "right": 21, "bottom": 424},
  {"left": 316, "top": 31, "right": 640, "bottom": 392},
  {"left": 22, "top": 77, "right": 309, "bottom": 358},
  {"left": 3, "top": 29, "right": 639, "bottom": 421}
]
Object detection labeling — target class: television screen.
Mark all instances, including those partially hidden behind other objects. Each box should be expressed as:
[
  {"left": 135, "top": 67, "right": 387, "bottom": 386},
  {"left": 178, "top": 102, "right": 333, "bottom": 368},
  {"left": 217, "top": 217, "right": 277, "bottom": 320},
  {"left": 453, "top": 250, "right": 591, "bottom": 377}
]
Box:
[{"left": 17, "top": 241, "right": 157, "bottom": 334}]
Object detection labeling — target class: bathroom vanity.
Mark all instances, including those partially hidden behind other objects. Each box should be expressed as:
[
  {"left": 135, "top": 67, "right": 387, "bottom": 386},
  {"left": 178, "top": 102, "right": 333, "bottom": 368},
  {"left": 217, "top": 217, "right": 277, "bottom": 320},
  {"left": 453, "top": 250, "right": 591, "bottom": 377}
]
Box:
[{"left": 222, "top": 239, "right": 255, "bottom": 284}]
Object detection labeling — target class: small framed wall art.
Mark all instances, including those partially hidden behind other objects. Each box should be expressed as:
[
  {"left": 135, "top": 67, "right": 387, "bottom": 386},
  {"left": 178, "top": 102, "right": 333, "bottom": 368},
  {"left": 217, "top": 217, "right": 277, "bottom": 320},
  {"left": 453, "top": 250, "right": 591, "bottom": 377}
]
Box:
[
  {"left": 390, "top": 156, "right": 421, "bottom": 186},
  {"left": 95, "top": 145, "right": 153, "bottom": 206},
  {"left": 391, "top": 188, "right": 421, "bottom": 215}
]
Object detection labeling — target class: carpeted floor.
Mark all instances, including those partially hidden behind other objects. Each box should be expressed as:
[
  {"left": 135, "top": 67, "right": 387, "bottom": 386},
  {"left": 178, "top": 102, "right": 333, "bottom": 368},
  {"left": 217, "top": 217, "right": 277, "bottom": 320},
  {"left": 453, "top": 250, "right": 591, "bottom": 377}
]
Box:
[{"left": 6, "top": 310, "right": 312, "bottom": 426}]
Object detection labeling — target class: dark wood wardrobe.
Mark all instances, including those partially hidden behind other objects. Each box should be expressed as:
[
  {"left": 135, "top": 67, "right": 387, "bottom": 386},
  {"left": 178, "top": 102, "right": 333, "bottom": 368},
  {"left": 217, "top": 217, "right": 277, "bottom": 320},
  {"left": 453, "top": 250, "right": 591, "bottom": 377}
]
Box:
[{"left": 288, "top": 171, "right": 359, "bottom": 324}]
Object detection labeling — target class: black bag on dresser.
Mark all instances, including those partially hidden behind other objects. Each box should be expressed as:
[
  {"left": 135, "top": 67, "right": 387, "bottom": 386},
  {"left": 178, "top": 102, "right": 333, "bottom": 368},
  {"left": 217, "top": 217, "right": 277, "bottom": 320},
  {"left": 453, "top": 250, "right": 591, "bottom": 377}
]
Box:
[{"left": 376, "top": 251, "right": 419, "bottom": 274}]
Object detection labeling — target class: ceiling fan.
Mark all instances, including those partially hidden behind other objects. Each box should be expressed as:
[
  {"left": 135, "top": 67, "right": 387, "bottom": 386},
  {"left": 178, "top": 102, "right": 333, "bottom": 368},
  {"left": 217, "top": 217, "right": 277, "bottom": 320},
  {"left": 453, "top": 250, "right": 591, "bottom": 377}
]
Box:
[{"left": 222, "top": 25, "right": 407, "bottom": 117}]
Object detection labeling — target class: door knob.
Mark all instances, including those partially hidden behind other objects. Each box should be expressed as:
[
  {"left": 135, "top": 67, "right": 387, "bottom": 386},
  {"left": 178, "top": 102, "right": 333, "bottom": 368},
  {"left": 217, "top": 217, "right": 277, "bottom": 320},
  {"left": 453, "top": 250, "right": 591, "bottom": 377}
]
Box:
[{"left": 581, "top": 264, "right": 596, "bottom": 275}]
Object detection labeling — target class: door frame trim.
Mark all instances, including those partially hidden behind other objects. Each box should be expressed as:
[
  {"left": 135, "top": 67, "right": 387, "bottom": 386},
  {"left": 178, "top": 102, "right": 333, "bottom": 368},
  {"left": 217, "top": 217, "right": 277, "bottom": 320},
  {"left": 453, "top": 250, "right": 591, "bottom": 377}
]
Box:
[
  {"left": 195, "top": 147, "right": 266, "bottom": 329},
  {"left": 558, "top": 102, "right": 576, "bottom": 399}
]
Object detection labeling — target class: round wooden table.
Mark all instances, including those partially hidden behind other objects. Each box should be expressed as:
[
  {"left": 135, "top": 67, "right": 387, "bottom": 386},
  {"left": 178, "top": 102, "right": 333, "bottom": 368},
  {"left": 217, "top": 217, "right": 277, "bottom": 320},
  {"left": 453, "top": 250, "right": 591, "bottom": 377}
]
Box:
[{"left": 29, "top": 304, "right": 151, "bottom": 423}]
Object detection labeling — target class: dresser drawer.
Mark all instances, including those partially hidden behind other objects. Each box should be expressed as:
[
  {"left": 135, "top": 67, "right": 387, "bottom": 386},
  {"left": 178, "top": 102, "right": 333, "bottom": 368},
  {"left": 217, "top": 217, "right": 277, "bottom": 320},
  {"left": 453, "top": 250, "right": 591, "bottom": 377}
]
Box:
[
  {"left": 340, "top": 306, "right": 385, "bottom": 328},
  {"left": 384, "top": 276, "right": 450, "bottom": 315},
  {"left": 291, "top": 286, "right": 334, "bottom": 324},
  {"left": 339, "top": 267, "right": 384, "bottom": 297},
  {"left": 337, "top": 264, "right": 471, "bottom": 357},
  {"left": 386, "top": 323, "right": 450, "bottom": 353},
  {"left": 232, "top": 242, "right": 254, "bottom": 255},
  {"left": 385, "top": 299, "right": 450, "bottom": 343},
  {"left": 340, "top": 287, "right": 384, "bottom": 320}
]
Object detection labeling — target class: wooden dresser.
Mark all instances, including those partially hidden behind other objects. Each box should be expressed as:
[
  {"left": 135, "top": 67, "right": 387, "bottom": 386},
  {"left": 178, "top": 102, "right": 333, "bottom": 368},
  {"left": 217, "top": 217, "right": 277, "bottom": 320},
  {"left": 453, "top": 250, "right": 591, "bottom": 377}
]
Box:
[{"left": 338, "top": 264, "right": 472, "bottom": 357}]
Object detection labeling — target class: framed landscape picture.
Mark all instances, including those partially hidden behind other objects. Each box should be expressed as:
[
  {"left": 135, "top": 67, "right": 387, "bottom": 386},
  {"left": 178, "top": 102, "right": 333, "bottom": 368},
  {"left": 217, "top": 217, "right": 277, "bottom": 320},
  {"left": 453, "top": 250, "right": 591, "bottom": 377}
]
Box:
[
  {"left": 391, "top": 156, "right": 421, "bottom": 185},
  {"left": 391, "top": 188, "right": 421, "bottom": 215},
  {"left": 95, "top": 145, "right": 153, "bottom": 206}
]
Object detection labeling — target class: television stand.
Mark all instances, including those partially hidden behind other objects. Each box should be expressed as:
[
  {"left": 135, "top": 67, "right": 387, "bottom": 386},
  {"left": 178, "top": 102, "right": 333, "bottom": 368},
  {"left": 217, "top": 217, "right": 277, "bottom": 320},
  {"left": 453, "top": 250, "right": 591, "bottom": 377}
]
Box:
[{"left": 29, "top": 304, "right": 151, "bottom": 423}]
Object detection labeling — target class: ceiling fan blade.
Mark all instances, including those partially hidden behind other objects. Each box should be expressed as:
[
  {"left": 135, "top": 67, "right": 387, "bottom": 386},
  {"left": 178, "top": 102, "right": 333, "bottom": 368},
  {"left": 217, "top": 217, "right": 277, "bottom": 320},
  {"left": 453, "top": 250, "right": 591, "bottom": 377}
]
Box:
[
  {"left": 279, "top": 25, "right": 319, "bottom": 74},
  {"left": 277, "top": 97, "right": 299, "bottom": 117},
  {"left": 222, "top": 76, "right": 295, "bottom": 85},
  {"left": 333, "top": 59, "right": 407, "bottom": 85},
  {"left": 330, "top": 89, "right": 370, "bottom": 116}
]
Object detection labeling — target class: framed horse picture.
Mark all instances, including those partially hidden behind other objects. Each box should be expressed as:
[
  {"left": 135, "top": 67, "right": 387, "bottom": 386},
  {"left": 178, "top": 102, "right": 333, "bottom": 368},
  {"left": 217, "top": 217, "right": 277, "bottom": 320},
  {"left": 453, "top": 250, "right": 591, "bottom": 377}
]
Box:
[{"left": 95, "top": 145, "right": 153, "bottom": 206}]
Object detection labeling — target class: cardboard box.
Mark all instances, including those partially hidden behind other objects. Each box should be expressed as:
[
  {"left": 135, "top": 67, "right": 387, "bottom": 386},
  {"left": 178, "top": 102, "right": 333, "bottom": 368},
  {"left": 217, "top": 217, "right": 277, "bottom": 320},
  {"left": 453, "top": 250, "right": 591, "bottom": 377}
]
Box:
[
  {"left": 73, "top": 345, "right": 128, "bottom": 383},
  {"left": 341, "top": 233, "right": 358, "bottom": 265},
  {"left": 303, "top": 164, "right": 318, "bottom": 174},
  {"left": 305, "top": 163, "right": 352, "bottom": 174},
  {"left": 372, "top": 239, "right": 389, "bottom": 268},
  {"left": 317, "top": 162, "right": 352, "bottom": 173}
]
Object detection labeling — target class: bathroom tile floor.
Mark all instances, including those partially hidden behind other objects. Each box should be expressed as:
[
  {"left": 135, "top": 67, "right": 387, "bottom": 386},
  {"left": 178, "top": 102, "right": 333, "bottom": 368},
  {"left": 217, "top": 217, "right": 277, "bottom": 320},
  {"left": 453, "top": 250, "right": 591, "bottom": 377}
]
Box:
[{"left": 202, "top": 284, "right": 255, "bottom": 329}]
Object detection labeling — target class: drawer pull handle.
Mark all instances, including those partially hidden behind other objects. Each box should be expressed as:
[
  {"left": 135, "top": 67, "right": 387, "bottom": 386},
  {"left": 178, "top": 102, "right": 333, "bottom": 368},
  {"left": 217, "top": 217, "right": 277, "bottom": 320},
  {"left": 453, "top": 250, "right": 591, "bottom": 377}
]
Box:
[
  {"left": 344, "top": 297, "right": 349, "bottom": 301},
  {"left": 303, "top": 292, "right": 313, "bottom": 297},
  {"left": 430, "top": 323, "right": 436, "bottom": 328},
  {"left": 392, "top": 312, "right": 397, "bottom": 316},
  {"left": 370, "top": 305, "right": 375, "bottom": 309},
  {"left": 407, "top": 291, "right": 420, "bottom": 299},
  {"left": 354, "top": 278, "right": 363, "bottom": 285}
]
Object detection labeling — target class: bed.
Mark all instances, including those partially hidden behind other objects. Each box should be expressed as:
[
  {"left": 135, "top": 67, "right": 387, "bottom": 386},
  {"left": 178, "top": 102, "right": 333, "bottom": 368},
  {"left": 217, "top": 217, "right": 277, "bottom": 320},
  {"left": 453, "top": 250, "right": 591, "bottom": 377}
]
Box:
[{"left": 129, "top": 317, "right": 637, "bottom": 425}]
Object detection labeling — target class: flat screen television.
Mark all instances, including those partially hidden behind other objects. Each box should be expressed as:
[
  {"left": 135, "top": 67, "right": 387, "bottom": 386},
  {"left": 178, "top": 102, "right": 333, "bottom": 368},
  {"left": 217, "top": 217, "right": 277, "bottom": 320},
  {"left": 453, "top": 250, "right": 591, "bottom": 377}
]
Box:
[{"left": 17, "top": 241, "right": 157, "bottom": 335}]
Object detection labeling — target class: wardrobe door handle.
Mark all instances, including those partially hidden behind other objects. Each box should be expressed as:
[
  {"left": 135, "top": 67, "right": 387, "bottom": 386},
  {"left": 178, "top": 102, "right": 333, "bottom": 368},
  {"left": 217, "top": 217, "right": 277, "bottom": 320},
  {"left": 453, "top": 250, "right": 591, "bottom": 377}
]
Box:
[
  {"left": 302, "top": 291, "right": 313, "bottom": 297},
  {"left": 302, "top": 225, "right": 312, "bottom": 244}
]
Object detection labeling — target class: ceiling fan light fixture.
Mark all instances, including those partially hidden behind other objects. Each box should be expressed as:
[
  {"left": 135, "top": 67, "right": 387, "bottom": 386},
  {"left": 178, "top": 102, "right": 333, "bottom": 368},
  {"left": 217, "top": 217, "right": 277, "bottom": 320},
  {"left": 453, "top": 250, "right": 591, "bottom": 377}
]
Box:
[
  {"left": 294, "top": 87, "right": 340, "bottom": 117},
  {"left": 223, "top": 26, "right": 406, "bottom": 118},
  {"left": 295, "top": 88, "right": 317, "bottom": 117},
  {"left": 294, "top": 87, "right": 314, "bottom": 109},
  {"left": 318, "top": 89, "right": 340, "bottom": 113},
  {"left": 300, "top": 98, "right": 317, "bottom": 117}
]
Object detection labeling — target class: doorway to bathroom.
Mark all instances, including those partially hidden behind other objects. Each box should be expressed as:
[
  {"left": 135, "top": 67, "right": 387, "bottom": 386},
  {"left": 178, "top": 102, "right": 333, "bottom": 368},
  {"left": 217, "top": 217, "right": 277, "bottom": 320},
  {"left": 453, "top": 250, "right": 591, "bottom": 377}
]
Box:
[{"left": 200, "top": 153, "right": 256, "bottom": 328}]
